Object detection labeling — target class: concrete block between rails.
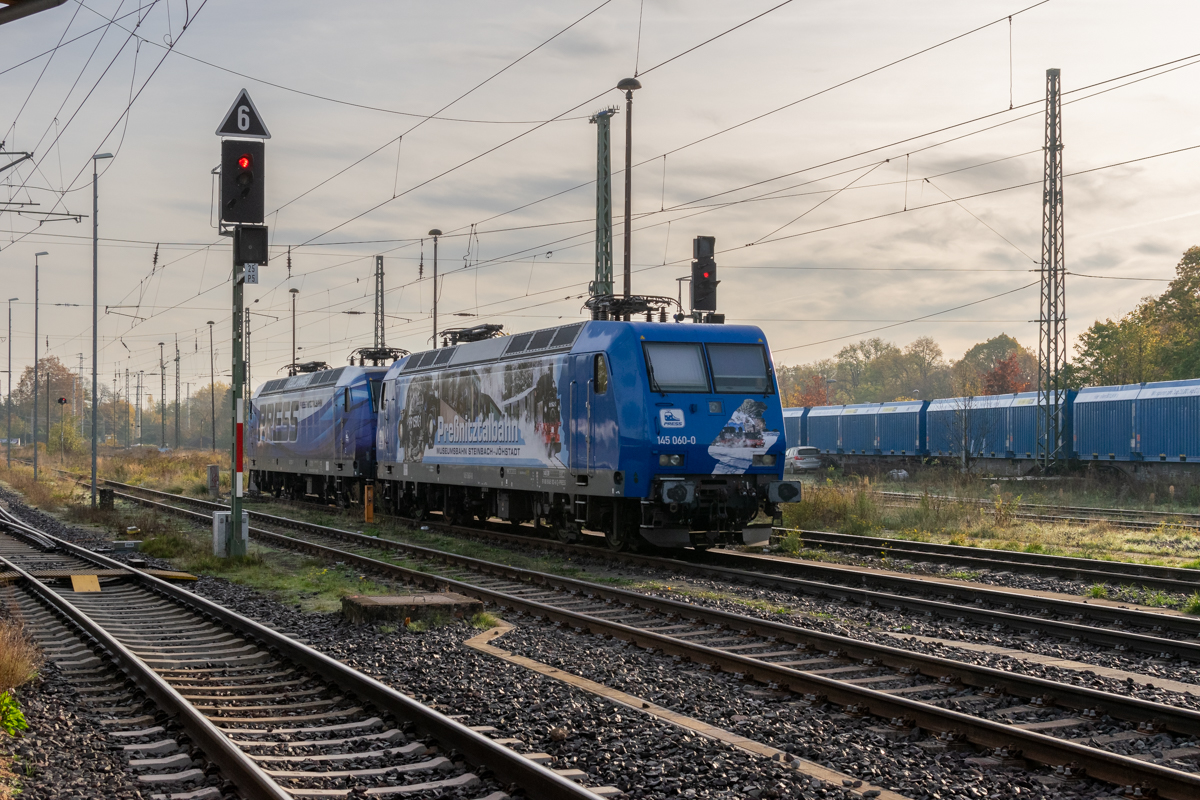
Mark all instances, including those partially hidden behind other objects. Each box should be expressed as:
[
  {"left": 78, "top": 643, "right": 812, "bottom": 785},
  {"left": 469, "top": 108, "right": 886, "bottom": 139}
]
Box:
[{"left": 341, "top": 592, "right": 484, "bottom": 625}]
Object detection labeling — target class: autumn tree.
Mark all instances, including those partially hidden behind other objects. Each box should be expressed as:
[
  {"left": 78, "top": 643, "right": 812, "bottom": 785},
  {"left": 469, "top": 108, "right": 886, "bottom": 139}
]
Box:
[{"left": 982, "top": 352, "right": 1029, "bottom": 395}]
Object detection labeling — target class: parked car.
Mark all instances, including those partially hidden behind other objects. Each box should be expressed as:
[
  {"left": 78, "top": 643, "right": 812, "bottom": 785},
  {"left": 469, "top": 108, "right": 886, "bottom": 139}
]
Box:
[{"left": 784, "top": 446, "right": 822, "bottom": 473}]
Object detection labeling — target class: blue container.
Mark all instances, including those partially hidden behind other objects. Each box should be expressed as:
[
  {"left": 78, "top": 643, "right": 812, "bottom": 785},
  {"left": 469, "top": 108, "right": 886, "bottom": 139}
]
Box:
[
  {"left": 1007, "top": 390, "right": 1075, "bottom": 459},
  {"left": 782, "top": 407, "right": 808, "bottom": 448},
  {"left": 926, "top": 395, "right": 1011, "bottom": 457},
  {"left": 1137, "top": 379, "right": 1200, "bottom": 463},
  {"left": 807, "top": 405, "right": 842, "bottom": 453},
  {"left": 840, "top": 403, "right": 880, "bottom": 454},
  {"left": 876, "top": 400, "right": 927, "bottom": 455},
  {"left": 1073, "top": 384, "right": 1142, "bottom": 462}
]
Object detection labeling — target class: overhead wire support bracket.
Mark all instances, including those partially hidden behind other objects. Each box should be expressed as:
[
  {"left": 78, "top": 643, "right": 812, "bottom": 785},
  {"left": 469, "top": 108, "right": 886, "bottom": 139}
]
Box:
[{"left": 0, "top": 152, "right": 32, "bottom": 175}]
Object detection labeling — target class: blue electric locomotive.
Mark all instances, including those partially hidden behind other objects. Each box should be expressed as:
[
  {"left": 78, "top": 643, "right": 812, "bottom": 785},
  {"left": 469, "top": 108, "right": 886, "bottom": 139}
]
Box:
[
  {"left": 374, "top": 320, "right": 801, "bottom": 550},
  {"left": 247, "top": 365, "right": 388, "bottom": 504}
]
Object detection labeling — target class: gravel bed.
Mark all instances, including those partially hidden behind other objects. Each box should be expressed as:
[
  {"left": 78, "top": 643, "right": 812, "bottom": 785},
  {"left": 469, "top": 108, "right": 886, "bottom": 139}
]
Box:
[
  {"left": 496, "top": 620, "right": 1114, "bottom": 799},
  {"left": 606, "top": 567, "right": 1200, "bottom": 699},
  {"left": 0, "top": 661, "right": 166, "bottom": 800},
  {"left": 187, "top": 575, "right": 849, "bottom": 800},
  {"left": 10, "top": 486, "right": 1200, "bottom": 796},
  {"left": 0, "top": 490, "right": 835, "bottom": 798}
]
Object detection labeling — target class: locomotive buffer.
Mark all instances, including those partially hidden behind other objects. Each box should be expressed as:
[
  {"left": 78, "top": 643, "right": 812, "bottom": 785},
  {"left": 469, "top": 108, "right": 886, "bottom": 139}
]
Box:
[{"left": 215, "top": 89, "right": 271, "bottom": 558}]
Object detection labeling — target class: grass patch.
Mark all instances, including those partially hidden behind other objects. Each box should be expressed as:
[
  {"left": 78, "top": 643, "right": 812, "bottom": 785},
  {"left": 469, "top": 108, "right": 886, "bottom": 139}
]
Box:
[
  {"left": 945, "top": 570, "right": 981, "bottom": 581},
  {"left": 1182, "top": 593, "right": 1200, "bottom": 615},
  {"left": 404, "top": 611, "right": 456, "bottom": 633},
  {"left": 781, "top": 481, "right": 881, "bottom": 535},
  {"left": 470, "top": 612, "right": 502, "bottom": 629},
  {"left": 1085, "top": 584, "right": 1109, "bottom": 599}
]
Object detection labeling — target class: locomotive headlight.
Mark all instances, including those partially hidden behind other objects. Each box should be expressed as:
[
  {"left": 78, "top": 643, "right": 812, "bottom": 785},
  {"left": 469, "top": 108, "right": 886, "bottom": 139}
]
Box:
[
  {"left": 659, "top": 454, "right": 684, "bottom": 467},
  {"left": 753, "top": 454, "right": 777, "bottom": 467}
]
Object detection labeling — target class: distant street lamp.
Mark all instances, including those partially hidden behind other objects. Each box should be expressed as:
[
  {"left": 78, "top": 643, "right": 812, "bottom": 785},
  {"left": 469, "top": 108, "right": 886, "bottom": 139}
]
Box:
[
  {"left": 823, "top": 376, "right": 838, "bottom": 405},
  {"left": 428, "top": 230, "right": 441, "bottom": 348},
  {"left": 617, "top": 77, "right": 641, "bottom": 303},
  {"left": 289, "top": 288, "right": 299, "bottom": 374},
  {"left": 7, "top": 296, "right": 17, "bottom": 469},
  {"left": 159, "top": 342, "right": 166, "bottom": 448},
  {"left": 207, "top": 320, "right": 216, "bottom": 452},
  {"left": 33, "top": 251, "right": 47, "bottom": 480},
  {"left": 91, "top": 151, "right": 112, "bottom": 505}
]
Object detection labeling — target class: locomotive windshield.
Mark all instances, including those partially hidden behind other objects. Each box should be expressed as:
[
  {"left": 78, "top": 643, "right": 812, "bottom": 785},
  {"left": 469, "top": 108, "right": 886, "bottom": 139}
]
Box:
[
  {"left": 643, "top": 342, "right": 710, "bottom": 393},
  {"left": 643, "top": 341, "right": 774, "bottom": 394},
  {"left": 708, "top": 344, "right": 774, "bottom": 394}
]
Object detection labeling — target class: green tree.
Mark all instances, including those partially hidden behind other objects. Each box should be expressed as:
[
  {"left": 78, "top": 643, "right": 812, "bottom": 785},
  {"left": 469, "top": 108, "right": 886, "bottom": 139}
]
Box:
[
  {"left": 1069, "top": 246, "right": 1200, "bottom": 387},
  {"left": 49, "top": 414, "right": 84, "bottom": 458}
]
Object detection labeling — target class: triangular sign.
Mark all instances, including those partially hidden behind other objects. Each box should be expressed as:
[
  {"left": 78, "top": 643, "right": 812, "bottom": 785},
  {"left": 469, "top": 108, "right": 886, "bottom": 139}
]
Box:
[{"left": 216, "top": 89, "right": 271, "bottom": 139}]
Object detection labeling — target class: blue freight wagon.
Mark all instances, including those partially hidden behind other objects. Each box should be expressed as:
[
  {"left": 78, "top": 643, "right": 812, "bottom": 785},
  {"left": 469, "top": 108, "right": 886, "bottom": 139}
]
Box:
[
  {"left": 1007, "top": 390, "right": 1075, "bottom": 459},
  {"left": 786, "top": 378, "right": 1198, "bottom": 477},
  {"left": 840, "top": 403, "right": 881, "bottom": 455},
  {"left": 926, "top": 394, "right": 1013, "bottom": 459},
  {"left": 1073, "top": 383, "right": 1141, "bottom": 462},
  {"left": 782, "top": 407, "right": 807, "bottom": 449},
  {"left": 1138, "top": 379, "right": 1200, "bottom": 463},
  {"left": 807, "top": 405, "right": 842, "bottom": 453},
  {"left": 876, "top": 400, "right": 928, "bottom": 456}
]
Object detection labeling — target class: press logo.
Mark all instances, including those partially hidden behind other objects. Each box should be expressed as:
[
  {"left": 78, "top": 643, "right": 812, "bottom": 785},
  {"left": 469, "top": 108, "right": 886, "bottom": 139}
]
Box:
[{"left": 659, "top": 408, "right": 685, "bottom": 429}]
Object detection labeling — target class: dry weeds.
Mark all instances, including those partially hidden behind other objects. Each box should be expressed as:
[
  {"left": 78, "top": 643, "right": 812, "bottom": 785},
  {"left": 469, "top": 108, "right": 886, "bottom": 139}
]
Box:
[{"left": 0, "top": 620, "right": 41, "bottom": 693}]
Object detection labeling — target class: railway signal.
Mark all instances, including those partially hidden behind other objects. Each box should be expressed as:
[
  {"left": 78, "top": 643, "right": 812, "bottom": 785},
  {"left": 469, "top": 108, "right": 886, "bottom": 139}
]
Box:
[
  {"left": 215, "top": 88, "right": 271, "bottom": 559},
  {"left": 220, "top": 140, "right": 265, "bottom": 224},
  {"left": 690, "top": 235, "right": 718, "bottom": 312}
]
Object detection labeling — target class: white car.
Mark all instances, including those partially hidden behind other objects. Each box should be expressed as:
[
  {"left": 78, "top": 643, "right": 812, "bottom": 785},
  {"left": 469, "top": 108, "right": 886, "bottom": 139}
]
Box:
[{"left": 784, "top": 446, "right": 822, "bottom": 473}]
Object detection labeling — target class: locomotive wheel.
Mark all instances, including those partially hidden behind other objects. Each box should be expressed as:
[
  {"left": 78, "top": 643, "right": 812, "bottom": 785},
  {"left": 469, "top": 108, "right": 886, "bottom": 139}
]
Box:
[
  {"left": 555, "top": 522, "right": 581, "bottom": 544},
  {"left": 604, "top": 523, "right": 637, "bottom": 551},
  {"left": 606, "top": 500, "right": 644, "bottom": 552}
]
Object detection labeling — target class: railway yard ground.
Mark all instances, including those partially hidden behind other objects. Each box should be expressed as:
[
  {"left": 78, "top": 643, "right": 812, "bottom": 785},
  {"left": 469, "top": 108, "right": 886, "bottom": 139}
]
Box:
[{"left": 3, "top": 449, "right": 1200, "bottom": 799}]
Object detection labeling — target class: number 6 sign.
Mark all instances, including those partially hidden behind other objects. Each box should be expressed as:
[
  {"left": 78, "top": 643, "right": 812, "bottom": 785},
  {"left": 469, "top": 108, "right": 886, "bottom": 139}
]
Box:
[{"left": 216, "top": 88, "right": 271, "bottom": 139}]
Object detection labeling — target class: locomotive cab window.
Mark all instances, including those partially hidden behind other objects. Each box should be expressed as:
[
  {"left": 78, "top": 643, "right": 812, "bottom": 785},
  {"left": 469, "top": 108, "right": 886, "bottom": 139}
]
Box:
[
  {"left": 343, "top": 387, "right": 351, "bottom": 410},
  {"left": 593, "top": 354, "right": 609, "bottom": 394},
  {"left": 643, "top": 342, "right": 709, "bottom": 393},
  {"left": 369, "top": 379, "right": 383, "bottom": 412},
  {"left": 707, "top": 343, "right": 774, "bottom": 394}
]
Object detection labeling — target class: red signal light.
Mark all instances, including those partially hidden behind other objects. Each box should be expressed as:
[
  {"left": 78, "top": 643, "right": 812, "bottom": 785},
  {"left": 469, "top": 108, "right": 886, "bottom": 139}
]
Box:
[
  {"left": 238, "top": 155, "right": 251, "bottom": 170},
  {"left": 703, "top": 272, "right": 710, "bottom": 279}
]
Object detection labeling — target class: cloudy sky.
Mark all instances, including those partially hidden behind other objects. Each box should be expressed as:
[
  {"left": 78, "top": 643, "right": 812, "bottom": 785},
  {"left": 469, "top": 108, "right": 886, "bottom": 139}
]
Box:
[{"left": 2, "top": 0, "right": 1197, "bottom": 396}]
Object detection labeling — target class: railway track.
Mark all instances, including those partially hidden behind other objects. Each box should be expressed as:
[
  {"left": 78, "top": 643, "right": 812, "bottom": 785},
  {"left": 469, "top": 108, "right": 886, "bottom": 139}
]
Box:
[
  {"left": 49, "top": 463, "right": 1200, "bottom": 591},
  {"left": 107, "top": 482, "right": 1200, "bottom": 799},
  {"left": 769, "top": 526, "right": 1200, "bottom": 594},
  {"left": 107, "top": 481, "right": 1200, "bottom": 660},
  {"left": 0, "top": 504, "right": 605, "bottom": 799},
  {"left": 876, "top": 490, "right": 1200, "bottom": 532}
]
